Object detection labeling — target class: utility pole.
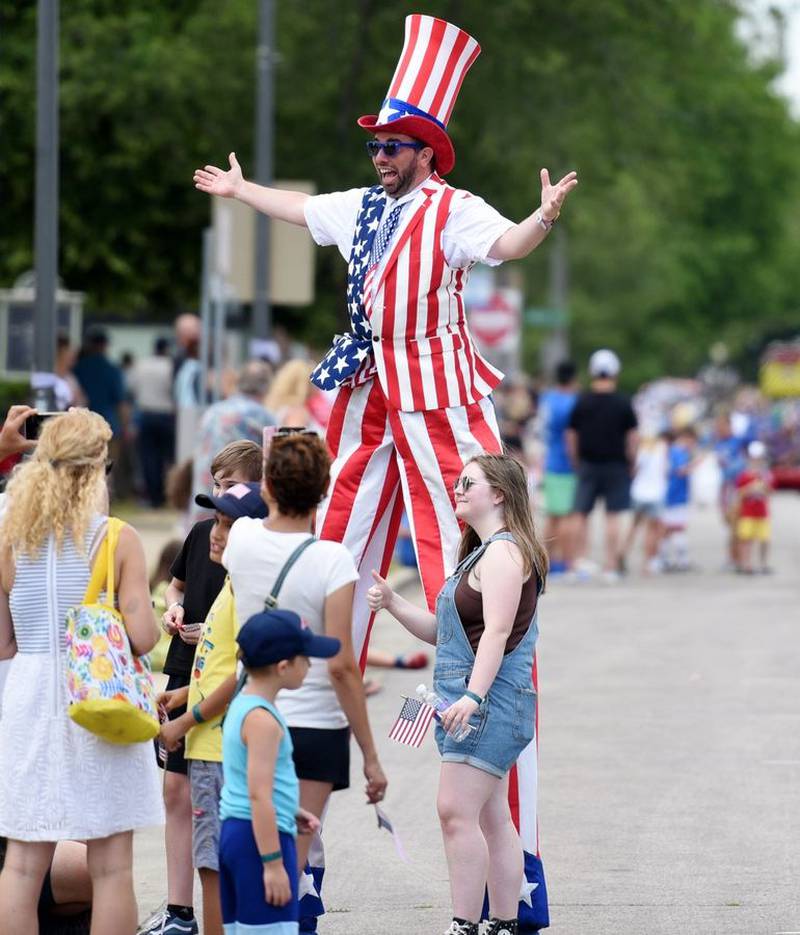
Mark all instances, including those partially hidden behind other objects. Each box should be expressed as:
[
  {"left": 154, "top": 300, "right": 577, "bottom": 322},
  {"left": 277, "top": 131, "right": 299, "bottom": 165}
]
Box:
[
  {"left": 33, "top": 0, "right": 59, "bottom": 374},
  {"left": 252, "top": 0, "right": 275, "bottom": 339}
]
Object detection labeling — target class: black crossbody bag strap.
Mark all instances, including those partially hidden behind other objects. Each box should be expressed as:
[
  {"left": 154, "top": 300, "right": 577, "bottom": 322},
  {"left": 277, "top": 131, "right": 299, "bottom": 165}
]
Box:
[{"left": 263, "top": 536, "right": 317, "bottom": 610}]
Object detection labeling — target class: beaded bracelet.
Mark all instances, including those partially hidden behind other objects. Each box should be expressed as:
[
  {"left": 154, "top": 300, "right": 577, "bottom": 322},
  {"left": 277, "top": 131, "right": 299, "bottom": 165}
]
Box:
[{"left": 261, "top": 850, "right": 282, "bottom": 864}]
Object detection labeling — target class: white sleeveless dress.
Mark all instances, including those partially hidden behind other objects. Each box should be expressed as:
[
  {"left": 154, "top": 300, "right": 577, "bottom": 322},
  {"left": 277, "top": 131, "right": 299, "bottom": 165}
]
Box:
[{"left": 0, "top": 515, "right": 163, "bottom": 840}]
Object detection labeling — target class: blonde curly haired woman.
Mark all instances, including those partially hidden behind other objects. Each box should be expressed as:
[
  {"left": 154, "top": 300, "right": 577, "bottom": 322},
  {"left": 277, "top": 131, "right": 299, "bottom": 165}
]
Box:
[{"left": 0, "top": 409, "right": 163, "bottom": 935}]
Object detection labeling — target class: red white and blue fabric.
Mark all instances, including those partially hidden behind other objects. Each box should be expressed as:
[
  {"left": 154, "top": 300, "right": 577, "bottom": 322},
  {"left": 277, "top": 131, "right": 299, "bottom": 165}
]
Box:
[
  {"left": 376, "top": 16, "right": 480, "bottom": 131},
  {"left": 310, "top": 186, "right": 385, "bottom": 392}
]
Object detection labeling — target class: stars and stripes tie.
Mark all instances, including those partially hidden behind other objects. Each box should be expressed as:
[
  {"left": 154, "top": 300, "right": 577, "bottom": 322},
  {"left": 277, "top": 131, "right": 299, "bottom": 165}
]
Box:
[{"left": 369, "top": 202, "right": 403, "bottom": 268}]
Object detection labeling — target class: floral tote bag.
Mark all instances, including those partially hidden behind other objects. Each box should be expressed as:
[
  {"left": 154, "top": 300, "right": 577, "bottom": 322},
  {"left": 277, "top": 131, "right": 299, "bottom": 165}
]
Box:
[{"left": 65, "top": 517, "right": 159, "bottom": 743}]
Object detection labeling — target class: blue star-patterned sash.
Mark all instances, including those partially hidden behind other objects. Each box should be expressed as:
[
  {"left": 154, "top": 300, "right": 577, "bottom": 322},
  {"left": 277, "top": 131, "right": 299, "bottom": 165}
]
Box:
[{"left": 310, "top": 186, "right": 386, "bottom": 391}]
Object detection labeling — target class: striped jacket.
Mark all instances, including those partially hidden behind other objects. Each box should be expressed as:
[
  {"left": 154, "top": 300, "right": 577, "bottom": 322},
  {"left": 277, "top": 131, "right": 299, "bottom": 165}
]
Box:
[{"left": 364, "top": 174, "right": 504, "bottom": 412}]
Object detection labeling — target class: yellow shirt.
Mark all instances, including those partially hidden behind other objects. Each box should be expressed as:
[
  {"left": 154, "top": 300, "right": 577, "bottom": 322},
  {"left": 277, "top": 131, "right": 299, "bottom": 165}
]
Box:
[{"left": 186, "top": 578, "right": 238, "bottom": 762}]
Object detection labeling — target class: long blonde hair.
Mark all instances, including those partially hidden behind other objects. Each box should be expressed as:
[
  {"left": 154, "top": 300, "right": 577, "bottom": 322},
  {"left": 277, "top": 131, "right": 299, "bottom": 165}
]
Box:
[
  {"left": 2, "top": 409, "right": 111, "bottom": 558},
  {"left": 456, "top": 453, "right": 549, "bottom": 590}
]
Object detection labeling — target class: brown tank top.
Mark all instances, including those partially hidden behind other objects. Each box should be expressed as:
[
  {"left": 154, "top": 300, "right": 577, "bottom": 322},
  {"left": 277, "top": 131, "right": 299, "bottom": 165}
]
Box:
[{"left": 454, "top": 569, "right": 539, "bottom": 655}]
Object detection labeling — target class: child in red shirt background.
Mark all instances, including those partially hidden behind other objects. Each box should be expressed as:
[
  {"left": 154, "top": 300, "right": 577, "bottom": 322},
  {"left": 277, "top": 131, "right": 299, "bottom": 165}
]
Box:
[{"left": 735, "top": 440, "right": 773, "bottom": 574}]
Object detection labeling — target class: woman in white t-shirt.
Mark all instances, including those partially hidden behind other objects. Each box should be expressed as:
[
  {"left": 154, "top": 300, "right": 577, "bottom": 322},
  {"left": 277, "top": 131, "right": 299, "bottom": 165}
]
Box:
[{"left": 222, "top": 430, "right": 388, "bottom": 874}]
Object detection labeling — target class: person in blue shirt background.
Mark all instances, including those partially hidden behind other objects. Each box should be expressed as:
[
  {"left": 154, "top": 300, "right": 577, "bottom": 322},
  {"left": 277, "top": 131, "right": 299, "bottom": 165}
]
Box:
[
  {"left": 538, "top": 361, "right": 579, "bottom": 574},
  {"left": 713, "top": 412, "right": 747, "bottom": 572},
  {"left": 660, "top": 427, "right": 698, "bottom": 571}
]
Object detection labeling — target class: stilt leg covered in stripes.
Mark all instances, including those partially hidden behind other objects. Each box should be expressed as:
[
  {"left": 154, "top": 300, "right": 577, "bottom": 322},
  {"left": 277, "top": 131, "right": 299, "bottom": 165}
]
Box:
[{"left": 316, "top": 380, "right": 549, "bottom": 931}]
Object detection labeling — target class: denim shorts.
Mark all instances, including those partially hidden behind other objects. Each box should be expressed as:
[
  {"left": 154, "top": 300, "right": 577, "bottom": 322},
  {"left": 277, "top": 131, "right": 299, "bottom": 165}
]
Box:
[
  {"left": 433, "top": 662, "right": 536, "bottom": 779},
  {"left": 189, "top": 759, "right": 224, "bottom": 871}
]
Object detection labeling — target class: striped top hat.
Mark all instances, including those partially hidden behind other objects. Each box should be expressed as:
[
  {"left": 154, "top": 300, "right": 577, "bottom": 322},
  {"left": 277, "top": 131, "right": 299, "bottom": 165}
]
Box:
[{"left": 358, "top": 14, "right": 480, "bottom": 176}]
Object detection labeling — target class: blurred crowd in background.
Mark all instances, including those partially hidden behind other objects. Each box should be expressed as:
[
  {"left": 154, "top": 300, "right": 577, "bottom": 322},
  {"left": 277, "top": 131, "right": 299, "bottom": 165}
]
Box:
[{"left": 4, "top": 310, "right": 793, "bottom": 588}]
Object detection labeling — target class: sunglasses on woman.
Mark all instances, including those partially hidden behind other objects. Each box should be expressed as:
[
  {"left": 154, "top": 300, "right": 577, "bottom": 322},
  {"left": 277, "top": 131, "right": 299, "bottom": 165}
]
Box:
[{"left": 452, "top": 476, "right": 491, "bottom": 494}]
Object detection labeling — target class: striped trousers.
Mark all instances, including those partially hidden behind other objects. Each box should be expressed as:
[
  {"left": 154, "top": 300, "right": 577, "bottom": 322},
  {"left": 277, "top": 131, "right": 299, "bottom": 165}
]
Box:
[{"left": 316, "top": 379, "right": 549, "bottom": 930}]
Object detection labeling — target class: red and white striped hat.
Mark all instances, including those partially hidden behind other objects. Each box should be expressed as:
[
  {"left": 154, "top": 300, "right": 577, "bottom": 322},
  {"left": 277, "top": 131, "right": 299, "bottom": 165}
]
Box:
[{"left": 358, "top": 14, "right": 480, "bottom": 175}]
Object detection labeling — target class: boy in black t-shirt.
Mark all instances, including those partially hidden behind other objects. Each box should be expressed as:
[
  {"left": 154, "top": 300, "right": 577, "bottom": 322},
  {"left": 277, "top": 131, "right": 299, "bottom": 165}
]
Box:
[{"left": 139, "top": 440, "right": 263, "bottom": 935}]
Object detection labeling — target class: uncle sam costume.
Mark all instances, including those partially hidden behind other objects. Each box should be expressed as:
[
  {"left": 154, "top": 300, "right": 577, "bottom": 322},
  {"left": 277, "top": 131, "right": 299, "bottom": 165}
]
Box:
[{"left": 305, "top": 15, "right": 549, "bottom": 932}]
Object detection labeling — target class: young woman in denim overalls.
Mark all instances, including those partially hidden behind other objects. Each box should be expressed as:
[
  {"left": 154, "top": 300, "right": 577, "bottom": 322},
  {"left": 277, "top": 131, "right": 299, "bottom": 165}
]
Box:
[{"left": 368, "top": 454, "right": 548, "bottom": 935}]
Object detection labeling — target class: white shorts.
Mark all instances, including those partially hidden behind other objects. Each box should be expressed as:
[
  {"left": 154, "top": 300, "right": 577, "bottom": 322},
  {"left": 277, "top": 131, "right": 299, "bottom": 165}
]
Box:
[{"left": 662, "top": 505, "right": 688, "bottom": 530}]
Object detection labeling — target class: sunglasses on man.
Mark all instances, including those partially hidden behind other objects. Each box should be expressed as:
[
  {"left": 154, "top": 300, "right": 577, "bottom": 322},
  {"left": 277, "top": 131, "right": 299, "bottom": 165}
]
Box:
[{"left": 366, "top": 140, "right": 425, "bottom": 158}]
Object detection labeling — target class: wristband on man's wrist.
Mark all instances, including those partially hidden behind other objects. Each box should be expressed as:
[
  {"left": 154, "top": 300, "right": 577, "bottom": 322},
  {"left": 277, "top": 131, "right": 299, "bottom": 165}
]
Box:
[
  {"left": 191, "top": 703, "right": 205, "bottom": 724},
  {"left": 463, "top": 690, "right": 483, "bottom": 706},
  {"left": 260, "top": 850, "right": 282, "bottom": 864},
  {"left": 535, "top": 207, "right": 558, "bottom": 231}
]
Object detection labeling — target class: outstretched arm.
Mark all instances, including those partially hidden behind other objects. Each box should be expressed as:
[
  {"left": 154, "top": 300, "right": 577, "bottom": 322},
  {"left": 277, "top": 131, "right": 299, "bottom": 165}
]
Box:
[
  {"left": 194, "top": 152, "right": 310, "bottom": 227},
  {"left": 489, "top": 168, "right": 578, "bottom": 261}
]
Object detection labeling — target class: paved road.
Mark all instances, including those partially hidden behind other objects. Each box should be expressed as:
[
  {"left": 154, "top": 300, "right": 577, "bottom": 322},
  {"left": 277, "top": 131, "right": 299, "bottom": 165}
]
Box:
[{"left": 134, "top": 495, "right": 800, "bottom": 935}]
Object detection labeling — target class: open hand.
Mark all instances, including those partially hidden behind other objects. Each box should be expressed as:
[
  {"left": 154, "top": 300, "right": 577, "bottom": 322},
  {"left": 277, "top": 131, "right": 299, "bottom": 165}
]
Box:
[
  {"left": 194, "top": 152, "right": 244, "bottom": 199},
  {"left": 540, "top": 168, "right": 578, "bottom": 222},
  {"left": 366, "top": 570, "right": 394, "bottom": 613}
]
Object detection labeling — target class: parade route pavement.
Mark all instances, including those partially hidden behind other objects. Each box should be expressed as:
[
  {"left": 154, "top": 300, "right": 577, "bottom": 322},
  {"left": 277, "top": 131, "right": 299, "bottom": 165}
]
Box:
[{"left": 134, "top": 494, "right": 800, "bottom": 935}]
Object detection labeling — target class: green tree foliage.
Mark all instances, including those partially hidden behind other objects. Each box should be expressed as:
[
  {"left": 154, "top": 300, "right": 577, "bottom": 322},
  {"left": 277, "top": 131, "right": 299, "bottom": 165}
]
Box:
[{"left": 1, "top": 0, "right": 798, "bottom": 384}]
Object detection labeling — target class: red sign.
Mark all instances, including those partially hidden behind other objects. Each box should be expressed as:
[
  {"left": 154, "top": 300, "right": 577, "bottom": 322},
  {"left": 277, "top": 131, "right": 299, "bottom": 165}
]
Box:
[{"left": 468, "top": 288, "right": 521, "bottom": 350}]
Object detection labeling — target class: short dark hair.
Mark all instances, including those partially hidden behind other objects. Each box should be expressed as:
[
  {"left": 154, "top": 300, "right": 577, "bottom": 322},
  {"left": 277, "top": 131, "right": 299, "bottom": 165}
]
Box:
[
  {"left": 265, "top": 434, "right": 331, "bottom": 517},
  {"left": 555, "top": 361, "right": 576, "bottom": 385}
]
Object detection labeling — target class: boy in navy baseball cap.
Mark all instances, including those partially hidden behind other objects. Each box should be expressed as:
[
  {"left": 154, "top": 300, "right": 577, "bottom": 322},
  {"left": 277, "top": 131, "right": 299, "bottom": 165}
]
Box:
[{"left": 218, "top": 609, "right": 340, "bottom": 932}]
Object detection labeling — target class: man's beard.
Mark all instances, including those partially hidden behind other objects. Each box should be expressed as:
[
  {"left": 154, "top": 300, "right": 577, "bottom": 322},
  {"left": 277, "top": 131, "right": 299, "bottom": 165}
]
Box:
[{"left": 376, "top": 158, "right": 417, "bottom": 197}]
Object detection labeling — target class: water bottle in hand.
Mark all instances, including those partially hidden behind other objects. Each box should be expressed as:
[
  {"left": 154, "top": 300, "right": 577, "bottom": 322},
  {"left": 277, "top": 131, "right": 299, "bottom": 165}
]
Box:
[{"left": 416, "top": 684, "right": 475, "bottom": 742}]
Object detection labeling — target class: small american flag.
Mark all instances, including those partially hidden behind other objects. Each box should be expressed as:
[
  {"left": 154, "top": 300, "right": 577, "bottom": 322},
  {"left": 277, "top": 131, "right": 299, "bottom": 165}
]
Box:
[{"left": 389, "top": 696, "right": 436, "bottom": 748}]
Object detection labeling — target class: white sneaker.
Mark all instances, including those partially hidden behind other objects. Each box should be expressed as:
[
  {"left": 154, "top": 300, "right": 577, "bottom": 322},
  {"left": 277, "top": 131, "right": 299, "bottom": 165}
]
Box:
[{"left": 601, "top": 570, "right": 621, "bottom": 584}]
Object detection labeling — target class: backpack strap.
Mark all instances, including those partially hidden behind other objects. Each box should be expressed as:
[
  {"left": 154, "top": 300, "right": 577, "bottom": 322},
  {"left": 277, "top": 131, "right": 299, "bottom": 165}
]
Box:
[{"left": 263, "top": 536, "right": 316, "bottom": 610}]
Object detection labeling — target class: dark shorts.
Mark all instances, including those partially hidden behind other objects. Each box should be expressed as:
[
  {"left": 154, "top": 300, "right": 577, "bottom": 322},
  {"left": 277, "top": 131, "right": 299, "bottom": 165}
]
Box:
[
  {"left": 220, "top": 820, "right": 298, "bottom": 930},
  {"left": 289, "top": 726, "right": 350, "bottom": 791},
  {"left": 156, "top": 672, "right": 190, "bottom": 775},
  {"left": 575, "top": 462, "right": 631, "bottom": 514}
]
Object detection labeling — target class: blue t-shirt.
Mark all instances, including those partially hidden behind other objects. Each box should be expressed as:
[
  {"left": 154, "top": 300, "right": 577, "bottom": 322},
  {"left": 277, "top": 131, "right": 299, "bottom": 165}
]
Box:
[
  {"left": 220, "top": 693, "right": 298, "bottom": 835},
  {"left": 666, "top": 444, "right": 691, "bottom": 506},
  {"left": 715, "top": 436, "right": 746, "bottom": 485},
  {"left": 540, "top": 388, "right": 577, "bottom": 475}
]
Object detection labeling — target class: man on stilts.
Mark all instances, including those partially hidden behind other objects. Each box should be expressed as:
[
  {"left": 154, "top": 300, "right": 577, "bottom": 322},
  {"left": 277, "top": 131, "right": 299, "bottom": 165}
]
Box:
[{"left": 195, "top": 14, "right": 577, "bottom": 932}]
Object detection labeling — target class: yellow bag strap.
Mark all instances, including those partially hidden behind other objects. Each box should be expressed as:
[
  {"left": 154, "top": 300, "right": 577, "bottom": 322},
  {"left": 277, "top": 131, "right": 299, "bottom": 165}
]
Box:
[{"left": 83, "top": 517, "right": 125, "bottom": 606}]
